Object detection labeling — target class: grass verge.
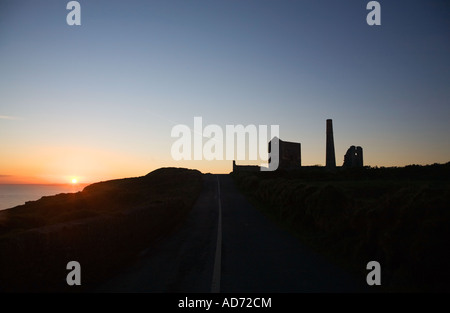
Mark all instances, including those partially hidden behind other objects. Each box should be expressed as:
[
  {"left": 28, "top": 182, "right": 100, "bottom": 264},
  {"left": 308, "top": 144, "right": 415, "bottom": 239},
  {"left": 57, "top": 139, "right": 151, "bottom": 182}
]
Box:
[{"left": 232, "top": 163, "right": 450, "bottom": 292}]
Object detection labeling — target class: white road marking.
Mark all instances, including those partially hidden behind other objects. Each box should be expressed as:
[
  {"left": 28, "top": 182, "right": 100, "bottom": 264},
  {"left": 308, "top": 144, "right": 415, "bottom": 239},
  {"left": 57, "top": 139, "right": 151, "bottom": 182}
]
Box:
[{"left": 211, "top": 175, "right": 222, "bottom": 293}]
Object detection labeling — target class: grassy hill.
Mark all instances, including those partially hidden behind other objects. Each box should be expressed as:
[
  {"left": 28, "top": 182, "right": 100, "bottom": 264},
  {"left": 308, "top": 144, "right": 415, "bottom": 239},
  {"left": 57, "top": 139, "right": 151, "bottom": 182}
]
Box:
[{"left": 0, "top": 167, "right": 202, "bottom": 292}]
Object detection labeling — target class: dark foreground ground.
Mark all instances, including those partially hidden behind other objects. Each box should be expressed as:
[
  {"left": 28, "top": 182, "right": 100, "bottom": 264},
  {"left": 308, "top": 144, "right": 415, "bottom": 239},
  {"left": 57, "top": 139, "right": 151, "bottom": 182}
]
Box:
[
  {"left": 1, "top": 164, "right": 449, "bottom": 292},
  {"left": 233, "top": 163, "right": 450, "bottom": 292},
  {"left": 97, "top": 174, "right": 363, "bottom": 292}
]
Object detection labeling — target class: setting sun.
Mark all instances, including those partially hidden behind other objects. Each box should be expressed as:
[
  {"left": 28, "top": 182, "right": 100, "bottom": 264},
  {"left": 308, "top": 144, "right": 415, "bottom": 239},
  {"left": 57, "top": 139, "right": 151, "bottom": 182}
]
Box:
[{"left": 71, "top": 178, "right": 78, "bottom": 184}]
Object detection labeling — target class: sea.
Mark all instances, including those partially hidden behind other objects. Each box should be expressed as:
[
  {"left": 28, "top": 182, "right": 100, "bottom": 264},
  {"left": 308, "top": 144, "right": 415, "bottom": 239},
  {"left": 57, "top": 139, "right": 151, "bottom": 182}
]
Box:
[{"left": 0, "top": 184, "right": 88, "bottom": 211}]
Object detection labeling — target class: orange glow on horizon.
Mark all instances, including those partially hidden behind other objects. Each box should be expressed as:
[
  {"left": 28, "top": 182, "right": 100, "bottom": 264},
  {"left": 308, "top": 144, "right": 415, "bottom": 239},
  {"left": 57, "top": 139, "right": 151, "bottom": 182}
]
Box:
[{"left": 1, "top": 141, "right": 447, "bottom": 185}]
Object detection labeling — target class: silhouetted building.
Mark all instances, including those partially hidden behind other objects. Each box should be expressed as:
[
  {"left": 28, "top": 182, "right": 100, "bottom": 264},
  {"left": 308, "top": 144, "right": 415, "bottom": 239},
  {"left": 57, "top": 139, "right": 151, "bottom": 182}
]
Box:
[
  {"left": 232, "top": 160, "right": 259, "bottom": 172},
  {"left": 326, "top": 119, "right": 336, "bottom": 169},
  {"left": 233, "top": 118, "right": 363, "bottom": 172},
  {"left": 343, "top": 146, "right": 363, "bottom": 167},
  {"left": 233, "top": 137, "right": 301, "bottom": 172},
  {"left": 268, "top": 137, "right": 301, "bottom": 170}
]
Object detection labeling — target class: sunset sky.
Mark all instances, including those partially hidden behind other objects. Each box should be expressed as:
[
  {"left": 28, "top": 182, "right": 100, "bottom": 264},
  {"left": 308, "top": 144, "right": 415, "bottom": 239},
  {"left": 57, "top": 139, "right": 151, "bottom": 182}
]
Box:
[{"left": 1, "top": 0, "right": 449, "bottom": 184}]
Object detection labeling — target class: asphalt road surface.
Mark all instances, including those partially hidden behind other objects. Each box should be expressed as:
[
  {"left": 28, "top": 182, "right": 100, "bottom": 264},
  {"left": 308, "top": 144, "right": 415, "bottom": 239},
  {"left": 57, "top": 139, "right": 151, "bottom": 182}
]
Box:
[{"left": 96, "top": 174, "right": 364, "bottom": 292}]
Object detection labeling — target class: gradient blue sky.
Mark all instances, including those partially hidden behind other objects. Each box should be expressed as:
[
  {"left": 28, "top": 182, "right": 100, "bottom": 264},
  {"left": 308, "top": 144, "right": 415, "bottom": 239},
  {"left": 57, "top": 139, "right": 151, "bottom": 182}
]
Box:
[{"left": 1, "top": 0, "right": 449, "bottom": 183}]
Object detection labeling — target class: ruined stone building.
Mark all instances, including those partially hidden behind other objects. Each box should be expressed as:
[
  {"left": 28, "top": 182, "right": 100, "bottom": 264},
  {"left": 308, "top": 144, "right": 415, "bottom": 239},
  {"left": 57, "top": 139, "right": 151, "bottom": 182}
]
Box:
[
  {"left": 233, "top": 137, "right": 301, "bottom": 172},
  {"left": 268, "top": 137, "right": 301, "bottom": 170},
  {"left": 343, "top": 146, "right": 364, "bottom": 167},
  {"left": 233, "top": 118, "right": 365, "bottom": 172}
]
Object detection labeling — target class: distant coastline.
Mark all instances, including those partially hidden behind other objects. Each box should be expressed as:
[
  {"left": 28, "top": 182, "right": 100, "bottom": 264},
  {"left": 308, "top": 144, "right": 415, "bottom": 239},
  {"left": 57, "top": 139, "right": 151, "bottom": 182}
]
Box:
[{"left": 0, "top": 184, "right": 88, "bottom": 211}]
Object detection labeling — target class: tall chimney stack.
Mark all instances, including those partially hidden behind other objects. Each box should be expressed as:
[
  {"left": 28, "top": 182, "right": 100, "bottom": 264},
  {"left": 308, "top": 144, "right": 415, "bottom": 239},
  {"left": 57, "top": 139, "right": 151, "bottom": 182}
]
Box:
[{"left": 326, "top": 119, "right": 336, "bottom": 169}]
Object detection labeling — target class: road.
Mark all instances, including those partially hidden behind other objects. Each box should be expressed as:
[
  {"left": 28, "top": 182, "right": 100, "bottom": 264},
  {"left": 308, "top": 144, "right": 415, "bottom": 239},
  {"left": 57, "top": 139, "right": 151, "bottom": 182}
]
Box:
[{"left": 96, "top": 174, "right": 364, "bottom": 292}]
